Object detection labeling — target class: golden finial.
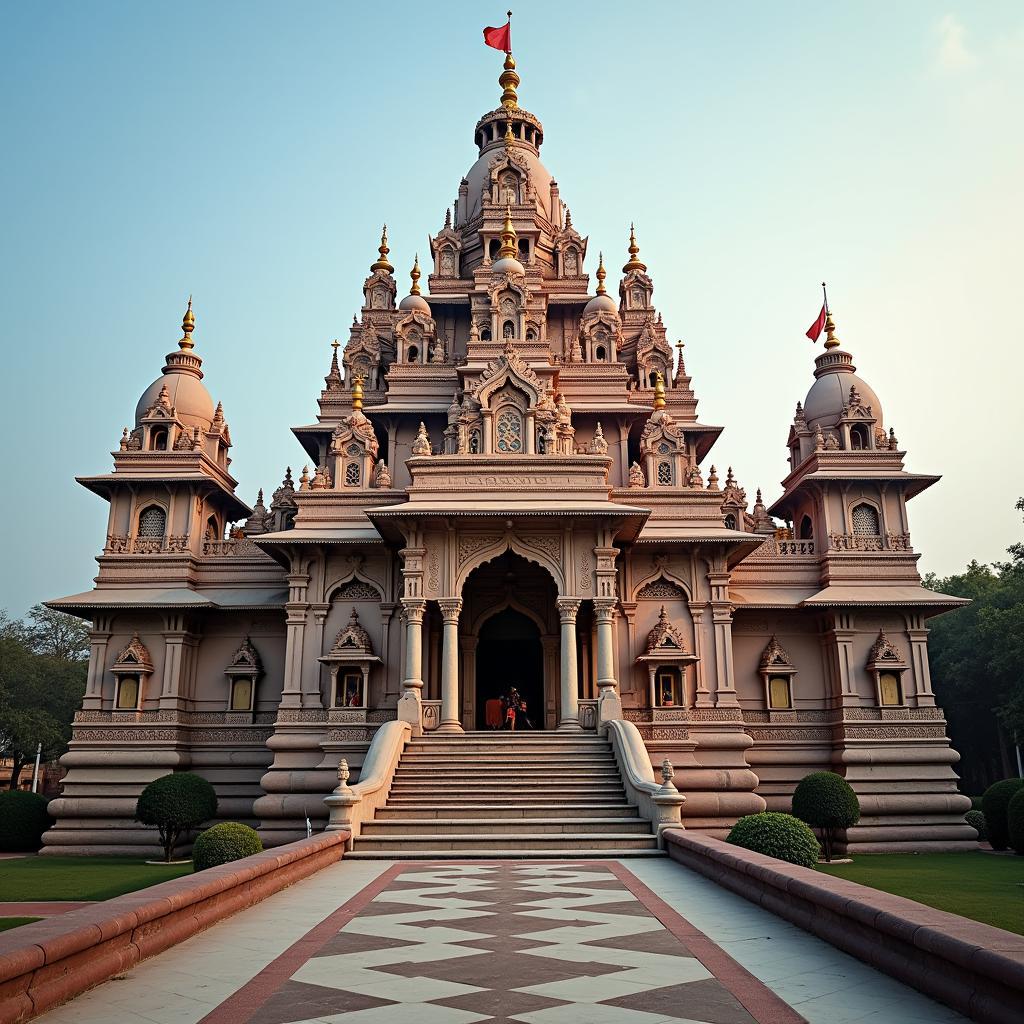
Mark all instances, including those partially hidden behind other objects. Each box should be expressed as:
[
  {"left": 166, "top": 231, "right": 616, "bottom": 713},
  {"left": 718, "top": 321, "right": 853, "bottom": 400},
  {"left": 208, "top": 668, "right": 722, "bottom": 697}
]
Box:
[
  {"left": 823, "top": 312, "right": 840, "bottom": 350},
  {"left": 351, "top": 374, "right": 365, "bottom": 412},
  {"left": 410, "top": 254, "right": 422, "bottom": 295},
  {"left": 622, "top": 223, "right": 647, "bottom": 273},
  {"left": 498, "top": 204, "right": 517, "bottom": 259},
  {"left": 331, "top": 338, "right": 340, "bottom": 354},
  {"left": 504, "top": 117, "right": 514, "bottom": 146},
  {"left": 179, "top": 295, "right": 195, "bottom": 351},
  {"left": 653, "top": 371, "right": 666, "bottom": 410},
  {"left": 499, "top": 51, "right": 520, "bottom": 110},
  {"left": 370, "top": 224, "right": 394, "bottom": 274},
  {"left": 595, "top": 252, "right": 607, "bottom": 295}
]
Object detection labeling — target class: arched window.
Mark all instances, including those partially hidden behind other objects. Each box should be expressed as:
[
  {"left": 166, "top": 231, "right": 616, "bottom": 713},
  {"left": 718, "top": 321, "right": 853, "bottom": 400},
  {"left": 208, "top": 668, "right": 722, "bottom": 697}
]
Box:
[
  {"left": 230, "top": 677, "right": 254, "bottom": 711},
  {"left": 768, "top": 676, "right": 792, "bottom": 710},
  {"left": 850, "top": 424, "right": 869, "bottom": 450},
  {"left": 407, "top": 345, "right": 419, "bottom": 362},
  {"left": 151, "top": 428, "right": 167, "bottom": 451},
  {"left": 518, "top": 238, "right": 529, "bottom": 262},
  {"left": 799, "top": 515, "right": 813, "bottom": 540},
  {"left": 879, "top": 672, "right": 902, "bottom": 707},
  {"left": 488, "top": 239, "right": 501, "bottom": 260},
  {"left": 496, "top": 408, "right": 523, "bottom": 453},
  {"left": 657, "top": 461, "right": 673, "bottom": 485},
  {"left": 138, "top": 505, "right": 166, "bottom": 539},
  {"left": 205, "top": 516, "right": 219, "bottom": 542},
  {"left": 115, "top": 675, "right": 140, "bottom": 710},
  {"left": 852, "top": 502, "right": 880, "bottom": 536},
  {"left": 595, "top": 346, "right": 606, "bottom": 361},
  {"left": 724, "top": 513, "right": 737, "bottom": 530},
  {"left": 526, "top": 327, "right": 537, "bottom": 341},
  {"left": 345, "top": 462, "right": 360, "bottom": 486},
  {"left": 480, "top": 327, "right": 491, "bottom": 342},
  {"left": 502, "top": 319, "right": 515, "bottom": 339}
]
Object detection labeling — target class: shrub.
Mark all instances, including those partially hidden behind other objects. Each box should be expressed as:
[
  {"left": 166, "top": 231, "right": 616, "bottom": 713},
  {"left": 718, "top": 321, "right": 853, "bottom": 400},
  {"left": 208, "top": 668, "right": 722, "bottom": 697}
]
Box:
[
  {"left": 0, "top": 791, "right": 52, "bottom": 852},
  {"left": 970, "top": 796, "right": 984, "bottom": 812},
  {"left": 727, "top": 812, "right": 821, "bottom": 868},
  {"left": 136, "top": 772, "right": 218, "bottom": 862},
  {"left": 981, "top": 778, "right": 1024, "bottom": 851},
  {"left": 1007, "top": 790, "right": 1024, "bottom": 856},
  {"left": 965, "top": 809, "right": 987, "bottom": 843},
  {"left": 192, "top": 822, "right": 263, "bottom": 871},
  {"left": 791, "top": 771, "right": 860, "bottom": 862}
]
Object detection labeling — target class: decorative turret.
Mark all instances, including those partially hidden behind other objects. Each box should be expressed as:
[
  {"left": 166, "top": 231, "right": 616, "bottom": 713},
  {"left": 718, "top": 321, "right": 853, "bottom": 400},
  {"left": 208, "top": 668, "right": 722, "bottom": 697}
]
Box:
[
  {"left": 584, "top": 252, "right": 617, "bottom": 314},
  {"left": 370, "top": 224, "right": 394, "bottom": 274},
  {"left": 399, "top": 255, "right": 431, "bottom": 313},
  {"left": 622, "top": 224, "right": 647, "bottom": 273},
  {"left": 491, "top": 205, "right": 525, "bottom": 276}
]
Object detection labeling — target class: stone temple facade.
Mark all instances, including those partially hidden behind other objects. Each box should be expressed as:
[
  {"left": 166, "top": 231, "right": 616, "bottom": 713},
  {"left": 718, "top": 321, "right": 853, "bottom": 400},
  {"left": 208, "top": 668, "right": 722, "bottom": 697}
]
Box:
[{"left": 45, "top": 54, "right": 974, "bottom": 856}]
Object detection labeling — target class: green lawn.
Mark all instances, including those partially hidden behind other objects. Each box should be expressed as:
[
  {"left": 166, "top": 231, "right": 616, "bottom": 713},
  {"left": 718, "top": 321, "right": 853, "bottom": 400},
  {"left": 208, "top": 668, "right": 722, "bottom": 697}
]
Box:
[
  {"left": 816, "top": 852, "right": 1024, "bottom": 935},
  {"left": 0, "top": 857, "right": 192, "bottom": 902},
  {"left": 0, "top": 917, "right": 41, "bottom": 932}
]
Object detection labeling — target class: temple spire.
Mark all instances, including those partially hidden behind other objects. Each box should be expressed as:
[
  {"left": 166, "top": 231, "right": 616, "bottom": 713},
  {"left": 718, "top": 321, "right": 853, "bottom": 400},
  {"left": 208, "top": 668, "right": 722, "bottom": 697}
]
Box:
[
  {"left": 622, "top": 223, "right": 647, "bottom": 273},
  {"left": 595, "top": 252, "right": 608, "bottom": 295},
  {"left": 410, "top": 254, "right": 422, "bottom": 295},
  {"left": 498, "top": 204, "right": 517, "bottom": 259},
  {"left": 179, "top": 296, "right": 195, "bottom": 351},
  {"left": 370, "top": 224, "right": 394, "bottom": 274},
  {"left": 499, "top": 51, "right": 520, "bottom": 110}
]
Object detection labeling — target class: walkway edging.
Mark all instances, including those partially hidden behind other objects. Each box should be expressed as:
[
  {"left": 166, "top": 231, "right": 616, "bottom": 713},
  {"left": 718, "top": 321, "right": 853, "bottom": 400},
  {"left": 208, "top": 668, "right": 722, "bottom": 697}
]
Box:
[
  {"left": 0, "top": 832, "right": 348, "bottom": 1024},
  {"left": 663, "top": 828, "right": 1024, "bottom": 1024}
]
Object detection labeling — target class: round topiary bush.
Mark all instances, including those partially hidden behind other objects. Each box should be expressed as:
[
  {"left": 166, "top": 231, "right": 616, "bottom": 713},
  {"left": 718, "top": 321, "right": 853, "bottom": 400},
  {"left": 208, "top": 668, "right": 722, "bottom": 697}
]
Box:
[
  {"left": 136, "top": 772, "right": 218, "bottom": 862},
  {"left": 965, "top": 809, "right": 988, "bottom": 843},
  {"left": 791, "top": 771, "right": 860, "bottom": 862},
  {"left": 0, "top": 791, "right": 53, "bottom": 852},
  {"left": 1007, "top": 790, "right": 1024, "bottom": 856},
  {"left": 727, "top": 812, "right": 821, "bottom": 868},
  {"left": 192, "top": 822, "right": 263, "bottom": 871},
  {"left": 981, "top": 778, "right": 1024, "bottom": 851}
]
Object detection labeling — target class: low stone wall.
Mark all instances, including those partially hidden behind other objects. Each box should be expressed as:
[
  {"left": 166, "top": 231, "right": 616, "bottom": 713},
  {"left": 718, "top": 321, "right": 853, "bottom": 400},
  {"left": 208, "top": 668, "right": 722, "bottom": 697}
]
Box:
[
  {"left": 0, "top": 832, "right": 348, "bottom": 1024},
  {"left": 663, "top": 829, "right": 1024, "bottom": 1024}
]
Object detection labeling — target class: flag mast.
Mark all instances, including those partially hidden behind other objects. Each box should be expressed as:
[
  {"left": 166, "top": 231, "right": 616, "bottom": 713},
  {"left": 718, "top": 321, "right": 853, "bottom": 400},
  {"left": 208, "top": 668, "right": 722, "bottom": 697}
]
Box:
[{"left": 822, "top": 281, "right": 830, "bottom": 316}]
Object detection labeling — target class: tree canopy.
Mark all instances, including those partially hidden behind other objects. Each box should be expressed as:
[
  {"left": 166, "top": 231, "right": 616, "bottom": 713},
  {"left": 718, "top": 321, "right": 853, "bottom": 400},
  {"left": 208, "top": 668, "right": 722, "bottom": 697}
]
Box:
[
  {"left": 0, "top": 605, "right": 88, "bottom": 789},
  {"left": 925, "top": 498, "right": 1024, "bottom": 792}
]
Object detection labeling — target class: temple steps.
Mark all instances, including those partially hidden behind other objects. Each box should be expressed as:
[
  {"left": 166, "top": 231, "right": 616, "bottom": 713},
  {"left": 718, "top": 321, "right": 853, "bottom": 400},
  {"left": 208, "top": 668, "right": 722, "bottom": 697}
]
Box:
[{"left": 347, "top": 731, "right": 662, "bottom": 859}]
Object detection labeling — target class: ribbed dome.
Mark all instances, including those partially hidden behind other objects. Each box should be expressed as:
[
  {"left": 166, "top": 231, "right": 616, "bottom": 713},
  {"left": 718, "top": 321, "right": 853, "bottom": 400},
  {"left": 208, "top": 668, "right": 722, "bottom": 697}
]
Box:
[
  {"left": 136, "top": 367, "right": 214, "bottom": 430},
  {"left": 803, "top": 348, "right": 883, "bottom": 429},
  {"left": 398, "top": 293, "right": 432, "bottom": 314},
  {"left": 584, "top": 293, "right": 617, "bottom": 315}
]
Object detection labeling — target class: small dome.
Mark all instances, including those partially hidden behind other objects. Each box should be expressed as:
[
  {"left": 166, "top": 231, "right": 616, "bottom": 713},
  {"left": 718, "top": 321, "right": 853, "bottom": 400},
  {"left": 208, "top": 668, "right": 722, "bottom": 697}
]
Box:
[
  {"left": 803, "top": 349, "right": 883, "bottom": 429},
  {"left": 399, "top": 292, "right": 432, "bottom": 313},
  {"left": 136, "top": 370, "right": 214, "bottom": 430},
  {"left": 491, "top": 255, "right": 525, "bottom": 276},
  {"left": 584, "top": 292, "right": 617, "bottom": 315}
]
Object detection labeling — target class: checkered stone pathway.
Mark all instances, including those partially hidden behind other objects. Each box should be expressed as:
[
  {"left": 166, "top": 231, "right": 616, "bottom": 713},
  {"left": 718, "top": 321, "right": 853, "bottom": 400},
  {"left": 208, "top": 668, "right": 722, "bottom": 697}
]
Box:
[{"left": 200, "top": 862, "right": 805, "bottom": 1024}]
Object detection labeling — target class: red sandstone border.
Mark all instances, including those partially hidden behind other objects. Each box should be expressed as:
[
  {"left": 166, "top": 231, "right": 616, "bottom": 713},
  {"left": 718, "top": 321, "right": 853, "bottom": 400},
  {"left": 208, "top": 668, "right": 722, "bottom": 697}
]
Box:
[
  {"left": 662, "top": 829, "right": 1024, "bottom": 1024},
  {"left": 0, "top": 832, "right": 348, "bottom": 1024}
]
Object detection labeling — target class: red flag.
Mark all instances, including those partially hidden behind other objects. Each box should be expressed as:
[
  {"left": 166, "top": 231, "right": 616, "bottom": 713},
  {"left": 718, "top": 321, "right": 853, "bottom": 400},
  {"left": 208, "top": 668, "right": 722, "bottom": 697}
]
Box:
[
  {"left": 806, "top": 304, "right": 827, "bottom": 342},
  {"left": 483, "top": 20, "right": 511, "bottom": 52}
]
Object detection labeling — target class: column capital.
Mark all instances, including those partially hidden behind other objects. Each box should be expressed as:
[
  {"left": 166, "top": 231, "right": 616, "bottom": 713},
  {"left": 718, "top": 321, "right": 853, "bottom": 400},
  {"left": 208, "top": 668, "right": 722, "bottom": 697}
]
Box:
[
  {"left": 593, "top": 597, "right": 617, "bottom": 621},
  {"left": 401, "top": 597, "right": 427, "bottom": 623},
  {"left": 438, "top": 597, "right": 463, "bottom": 622},
  {"left": 556, "top": 597, "right": 581, "bottom": 621}
]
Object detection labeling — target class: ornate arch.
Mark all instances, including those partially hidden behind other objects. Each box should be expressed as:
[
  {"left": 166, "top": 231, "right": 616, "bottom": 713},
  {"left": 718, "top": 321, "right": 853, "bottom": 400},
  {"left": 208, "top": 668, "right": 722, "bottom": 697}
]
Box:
[
  {"left": 467, "top": 593, "right": 549, "bottom": 637},
  {"left": 455, "top": 535, "right": 564, "bottom": 594},
  {"left": 630, "top": 563, "right": 691, "bottom": 602},
  {"left": 325, "top": 570, "right": 385, "bottom": 603}
]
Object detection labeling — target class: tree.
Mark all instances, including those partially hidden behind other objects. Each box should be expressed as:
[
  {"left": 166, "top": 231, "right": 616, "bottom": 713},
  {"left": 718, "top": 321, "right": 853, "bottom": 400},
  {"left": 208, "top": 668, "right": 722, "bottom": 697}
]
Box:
[
  {"left": 0, "top": 608, "right": 88, "bottom": 789},
  {"left": 136, "top": 773, "right": 218, "bottom": 862}
]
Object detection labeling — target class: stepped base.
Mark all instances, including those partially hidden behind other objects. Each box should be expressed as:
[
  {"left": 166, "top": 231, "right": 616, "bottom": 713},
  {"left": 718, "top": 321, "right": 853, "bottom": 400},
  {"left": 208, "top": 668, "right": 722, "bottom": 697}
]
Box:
[{"left": 346, "top": 849, "right": 668, "bottom": 860}]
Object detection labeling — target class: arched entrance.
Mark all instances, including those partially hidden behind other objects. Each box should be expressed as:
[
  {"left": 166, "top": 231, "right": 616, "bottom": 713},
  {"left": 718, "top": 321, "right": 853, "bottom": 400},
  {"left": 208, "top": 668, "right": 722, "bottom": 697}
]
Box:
[{"left": 475, "top": 608, "right": 543, "bottom": 729}]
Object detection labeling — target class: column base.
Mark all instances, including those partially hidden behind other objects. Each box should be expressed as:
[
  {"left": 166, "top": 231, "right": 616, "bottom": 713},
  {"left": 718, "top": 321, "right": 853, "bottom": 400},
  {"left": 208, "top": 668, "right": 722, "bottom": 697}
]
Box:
[
  {"left": 557, "top": 719, "right": 583, "bottom": 732},
  {"left": 435, "top": 720, "right": 465, "bottom": 734}
]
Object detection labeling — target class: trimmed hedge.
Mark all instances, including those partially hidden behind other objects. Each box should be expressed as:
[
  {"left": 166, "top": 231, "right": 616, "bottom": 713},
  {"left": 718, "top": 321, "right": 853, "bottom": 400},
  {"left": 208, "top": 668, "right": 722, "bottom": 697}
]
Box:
[
  {"left": 1007, "top": 790, "right": 1024, "bottom": 856},
  {"left": 791, "top": 771, "right": 860, "bottom": 862},
  {"left": 0, "top": 791, "right": 52, "bottom": 852},
  {"left": 192, "top": 822, "right": 263, "bottom": 871},
  {"left": 136, "top": 772, "right": 218, "bottom": 862},
  {"left": 727, "top": 811, "right": 821, "bottom": 868},
  {"left": 981, "top": 778, "right": 1024, "bottom": 851},
  {"left": 965, "top": 809, "right": 988, "bottom": 843}
]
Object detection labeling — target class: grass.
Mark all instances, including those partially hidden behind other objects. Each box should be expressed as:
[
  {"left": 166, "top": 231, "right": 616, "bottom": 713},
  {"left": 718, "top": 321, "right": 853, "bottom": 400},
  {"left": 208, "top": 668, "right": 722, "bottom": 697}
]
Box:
[
  {"left": 0, "top": 857, "right": 192, "bottom": 902},
  {"left": 0, "top": 917, "right": 41, "bottom": 932},
  {"left": 816, "top": 852, "right": 1024, "bottom": 935}
]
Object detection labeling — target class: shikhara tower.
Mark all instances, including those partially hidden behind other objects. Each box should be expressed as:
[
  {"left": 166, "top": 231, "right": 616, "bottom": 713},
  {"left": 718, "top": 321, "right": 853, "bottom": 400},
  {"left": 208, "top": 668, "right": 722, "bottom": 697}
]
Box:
[{"left": 45, "top": 52, "right": 974, "bottom": 857}]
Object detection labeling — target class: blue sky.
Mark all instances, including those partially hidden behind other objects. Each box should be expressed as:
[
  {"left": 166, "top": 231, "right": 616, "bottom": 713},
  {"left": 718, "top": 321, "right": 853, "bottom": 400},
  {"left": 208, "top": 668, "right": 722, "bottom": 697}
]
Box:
[{"left": 2, "top": 1, "right": 1021, "bottom": 614}]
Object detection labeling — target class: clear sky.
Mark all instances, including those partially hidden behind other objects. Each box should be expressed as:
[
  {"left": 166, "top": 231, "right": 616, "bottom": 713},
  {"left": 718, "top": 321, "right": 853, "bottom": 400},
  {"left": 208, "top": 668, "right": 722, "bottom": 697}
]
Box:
[{"left": 2, "top": 1, "right": 1021, "bottom": 615}]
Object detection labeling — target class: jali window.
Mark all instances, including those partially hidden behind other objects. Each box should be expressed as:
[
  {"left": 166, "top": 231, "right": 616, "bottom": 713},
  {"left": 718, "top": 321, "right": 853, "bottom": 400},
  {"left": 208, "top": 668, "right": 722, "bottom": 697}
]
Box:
[
  {"left": 657, "top": 461, "right": 672, "bottom": 485},
  {"left": 496, "top": 409, "right": 523, "bottom": 453},
  {"left": 345, "top": 463, "right": 360, "bottom": 486},
  {"left": 852, "top": 503, "right": 880, "bottom": 536},
  {"left": 138, "top": 505, "right": 166, "bottom": 538}
]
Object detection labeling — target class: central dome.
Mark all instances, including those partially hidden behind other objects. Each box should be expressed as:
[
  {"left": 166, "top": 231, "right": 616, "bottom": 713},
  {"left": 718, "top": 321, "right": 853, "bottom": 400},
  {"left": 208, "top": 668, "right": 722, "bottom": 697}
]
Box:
[{"left": 803, "top": 348, "right": 883, "bottom": 430}]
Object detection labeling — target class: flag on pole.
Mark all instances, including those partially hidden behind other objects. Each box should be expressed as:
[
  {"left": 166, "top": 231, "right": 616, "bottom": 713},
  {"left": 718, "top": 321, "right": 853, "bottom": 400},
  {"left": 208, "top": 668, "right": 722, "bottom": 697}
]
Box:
[
  {"left": 483, "top": 14, "right": 512, "bottom": 52},
  {"left": 806, "top": 304, "right": 827, "bottom": 343}
]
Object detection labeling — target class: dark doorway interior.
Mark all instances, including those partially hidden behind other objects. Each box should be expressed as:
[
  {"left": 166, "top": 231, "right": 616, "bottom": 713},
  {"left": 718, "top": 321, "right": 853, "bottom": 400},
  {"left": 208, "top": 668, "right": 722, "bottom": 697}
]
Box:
[{"left": 475, "top": 608, "right": 544, "bottom": 729}]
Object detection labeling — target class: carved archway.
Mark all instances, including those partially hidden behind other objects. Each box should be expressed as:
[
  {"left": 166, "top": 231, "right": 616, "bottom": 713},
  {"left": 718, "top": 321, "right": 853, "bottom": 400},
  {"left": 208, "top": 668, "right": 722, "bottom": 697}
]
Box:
[{"left": 455, "top": 533, "right": 564, "bottom": 594}]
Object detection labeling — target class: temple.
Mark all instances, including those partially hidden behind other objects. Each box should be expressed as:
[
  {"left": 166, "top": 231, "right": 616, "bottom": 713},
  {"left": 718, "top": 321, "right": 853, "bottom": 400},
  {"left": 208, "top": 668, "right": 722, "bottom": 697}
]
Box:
[{"left": 44, "top": 51, "right": 974, "bottom": 857}]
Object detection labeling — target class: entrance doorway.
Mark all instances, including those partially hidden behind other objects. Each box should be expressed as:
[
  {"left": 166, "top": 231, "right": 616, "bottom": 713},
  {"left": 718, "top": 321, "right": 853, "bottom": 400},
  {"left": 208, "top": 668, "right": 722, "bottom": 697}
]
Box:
[{"left": 475, "top": 608, "right": 544, "bottom": 730}]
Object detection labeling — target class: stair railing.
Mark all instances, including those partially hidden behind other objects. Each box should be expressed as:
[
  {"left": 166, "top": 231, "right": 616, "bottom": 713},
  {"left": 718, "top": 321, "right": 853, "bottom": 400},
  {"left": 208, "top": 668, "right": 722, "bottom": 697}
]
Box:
[
  {"left": 605, "top": 718, "right": 685, "bottom": 846},
  {"left": 323, "top": 720, "right": 411, "bottom": 848}
]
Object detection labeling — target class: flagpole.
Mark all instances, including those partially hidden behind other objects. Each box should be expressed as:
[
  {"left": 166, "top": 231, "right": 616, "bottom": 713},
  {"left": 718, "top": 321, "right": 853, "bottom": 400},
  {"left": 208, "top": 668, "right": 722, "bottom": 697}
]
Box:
[
  {"left": 506, "top": 10, "right": 512, "bottom": 53},
  {"left": 822, "top": 281, "right": 830, "bottom": 316}
]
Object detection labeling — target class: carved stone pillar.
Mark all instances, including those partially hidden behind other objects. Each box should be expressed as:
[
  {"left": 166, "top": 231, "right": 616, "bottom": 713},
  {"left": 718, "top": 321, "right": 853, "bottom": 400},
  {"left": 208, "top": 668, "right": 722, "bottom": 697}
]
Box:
[
  {"left": 907, "top": 622, "right": 935, "bottom": 706},
  {"left": 707, "top": 568, "right": 738, "bottom": 707},
  {"left": 593, "top": 597, "right": 623, "bottom": 727},
  {"left": 398, "top": 598, "right": 427, "bottom": 732},
  {"left": 437, "top": 598, "right": 464, "bottom": 733},
  {"left": 307, "top": 603, "right": 329, "bottom": 708},
  {"left": 689, "top": 603, "right": 712, "bottom": 707},
  {"left": 556, "top": 598, "right": 581, "bottom": 731},
  {"left": 83, "top": 621, "right": 111, "bottom": 711},
  {"left": 281, "top": 570, "right": 311, "bottom": 709}
]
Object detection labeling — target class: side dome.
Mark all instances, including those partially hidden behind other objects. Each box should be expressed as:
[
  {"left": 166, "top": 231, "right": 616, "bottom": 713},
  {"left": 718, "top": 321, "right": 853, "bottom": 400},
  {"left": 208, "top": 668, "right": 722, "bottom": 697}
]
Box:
[
  {"left": 135, "top": 300, "right": 216, "bottom": 430},
  {"left": 398, "top": 256, "right": 432, "bottom": 314},
  {"left": 803, "top": 348, "right": 883, "bottom": 430}
]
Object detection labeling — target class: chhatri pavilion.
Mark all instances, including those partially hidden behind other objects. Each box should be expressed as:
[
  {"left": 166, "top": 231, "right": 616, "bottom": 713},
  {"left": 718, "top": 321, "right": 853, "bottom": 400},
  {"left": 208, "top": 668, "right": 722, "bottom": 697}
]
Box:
[{"left": 44, "top": 51, "right": 973, "bottom": 857}]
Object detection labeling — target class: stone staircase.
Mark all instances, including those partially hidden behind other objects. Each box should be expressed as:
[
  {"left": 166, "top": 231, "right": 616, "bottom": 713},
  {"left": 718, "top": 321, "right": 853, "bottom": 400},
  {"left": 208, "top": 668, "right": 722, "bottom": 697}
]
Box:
[{"left": 347, "top": 731, "right": 663, "bottom": 859}]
